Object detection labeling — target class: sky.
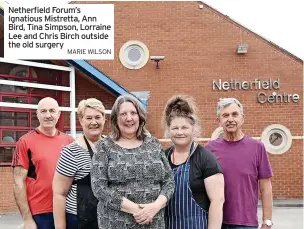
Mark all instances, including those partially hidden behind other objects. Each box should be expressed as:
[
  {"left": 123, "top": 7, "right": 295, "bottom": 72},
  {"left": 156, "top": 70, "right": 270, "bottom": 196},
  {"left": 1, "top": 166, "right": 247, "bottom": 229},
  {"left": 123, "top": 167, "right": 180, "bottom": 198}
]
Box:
[{"left": 203, "top": 0, "right": 304, "bottom": 60}]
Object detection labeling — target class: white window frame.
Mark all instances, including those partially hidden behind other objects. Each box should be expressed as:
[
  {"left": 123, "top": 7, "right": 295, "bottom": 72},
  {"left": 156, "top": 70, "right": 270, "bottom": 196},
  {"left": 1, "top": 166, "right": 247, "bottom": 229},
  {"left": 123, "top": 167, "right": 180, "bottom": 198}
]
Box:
[
  {"left": 119, "top": 40, "right": 149, "bottom": 70},
  {"left": 0, "top": 58, "right": 78, "bottom": 137},
  {"left": 261, "top": 124, "right": 293, "bottom": 155},
  {"left": 211, "top": 126, "right": 224, "bottom": 140}
]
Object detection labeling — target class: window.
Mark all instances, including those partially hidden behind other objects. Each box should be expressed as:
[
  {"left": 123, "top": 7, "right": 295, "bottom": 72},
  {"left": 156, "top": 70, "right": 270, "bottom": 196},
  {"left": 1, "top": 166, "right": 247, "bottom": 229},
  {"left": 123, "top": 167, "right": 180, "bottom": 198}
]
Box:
[
  {"left": 261, "top": 124, "right": 292, "bottom": 155},
  {"left": 119, "top": 40, "right": 149, "bottom": 69},
  {"left": 0, "top": 64, "right": 64, "bottom": 164},
  {"left": 0, "top": 130, "right": 29, "bottom": 163}
]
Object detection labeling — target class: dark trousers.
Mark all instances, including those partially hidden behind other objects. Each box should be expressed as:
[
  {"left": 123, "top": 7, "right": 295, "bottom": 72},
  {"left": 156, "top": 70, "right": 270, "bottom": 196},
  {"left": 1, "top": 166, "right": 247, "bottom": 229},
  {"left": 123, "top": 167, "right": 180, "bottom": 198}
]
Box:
[
  {"left": 222, "top": 224, "right": 258, "bottom": 229},
  {"left": 66, "top": 213, "right": 78, "bottom": 229},
  {"left": 33, "top": 212, "right": 55, "bottom": 229}
]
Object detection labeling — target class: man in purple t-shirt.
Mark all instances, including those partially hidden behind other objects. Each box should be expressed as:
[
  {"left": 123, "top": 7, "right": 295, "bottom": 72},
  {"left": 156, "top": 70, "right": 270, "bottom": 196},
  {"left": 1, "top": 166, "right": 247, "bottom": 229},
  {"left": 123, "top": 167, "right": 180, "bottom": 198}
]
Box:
[{"left": 205, "top": 98, "right": 273, "bottom": 229}]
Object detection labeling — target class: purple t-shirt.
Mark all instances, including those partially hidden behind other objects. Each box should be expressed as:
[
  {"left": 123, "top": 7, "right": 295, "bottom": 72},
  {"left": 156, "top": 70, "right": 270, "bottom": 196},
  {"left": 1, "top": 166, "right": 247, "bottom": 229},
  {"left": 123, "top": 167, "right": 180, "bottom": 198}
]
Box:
[{"left": 205, "top": 136, "right": 273, "bottom": 227}]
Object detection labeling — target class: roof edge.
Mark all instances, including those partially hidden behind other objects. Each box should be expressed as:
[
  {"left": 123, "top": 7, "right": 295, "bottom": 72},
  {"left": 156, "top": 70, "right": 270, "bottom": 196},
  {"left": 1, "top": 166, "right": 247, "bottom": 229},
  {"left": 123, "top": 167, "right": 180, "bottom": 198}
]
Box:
[
  {"left": 66, "top": 59, "right": 147, "bottom": 109},
  {"left": 201, "top": 1, "right": 303, "bottom": 63}
]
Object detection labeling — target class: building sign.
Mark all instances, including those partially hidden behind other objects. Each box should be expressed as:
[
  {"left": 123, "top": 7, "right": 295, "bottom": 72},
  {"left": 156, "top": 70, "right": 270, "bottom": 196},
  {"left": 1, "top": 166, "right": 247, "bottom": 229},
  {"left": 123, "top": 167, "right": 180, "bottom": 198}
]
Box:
[{"left": 212, "top": 79, "right": 300, "bottom": 104}]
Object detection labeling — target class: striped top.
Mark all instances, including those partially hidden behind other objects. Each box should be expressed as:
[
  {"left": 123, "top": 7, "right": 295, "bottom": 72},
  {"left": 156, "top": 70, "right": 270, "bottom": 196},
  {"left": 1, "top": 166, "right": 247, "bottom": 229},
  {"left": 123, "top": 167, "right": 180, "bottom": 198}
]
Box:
[{"left": 56, "top": 141, "right": 92, "bottom": 215}]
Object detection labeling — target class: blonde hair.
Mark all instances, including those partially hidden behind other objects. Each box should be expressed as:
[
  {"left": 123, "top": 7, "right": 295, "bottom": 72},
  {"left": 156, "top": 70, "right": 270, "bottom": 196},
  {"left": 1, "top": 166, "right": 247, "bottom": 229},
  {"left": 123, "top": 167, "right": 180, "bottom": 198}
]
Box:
[
  {"left": 162, "top": 95, "right": 201, "bottom": 139},
  {"left": 77, "top": 98, "right": 105, "bottom": 119}
]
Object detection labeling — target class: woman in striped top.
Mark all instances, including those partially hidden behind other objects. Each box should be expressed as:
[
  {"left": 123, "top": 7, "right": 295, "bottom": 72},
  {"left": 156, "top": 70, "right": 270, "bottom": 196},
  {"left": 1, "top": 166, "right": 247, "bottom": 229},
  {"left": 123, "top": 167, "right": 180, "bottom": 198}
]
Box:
[
  {"left": 53, "top": 98, "right": 106, "bottom": 229},
  {"left": 162, "top": 95, "right": 225, "bottom": 229}
]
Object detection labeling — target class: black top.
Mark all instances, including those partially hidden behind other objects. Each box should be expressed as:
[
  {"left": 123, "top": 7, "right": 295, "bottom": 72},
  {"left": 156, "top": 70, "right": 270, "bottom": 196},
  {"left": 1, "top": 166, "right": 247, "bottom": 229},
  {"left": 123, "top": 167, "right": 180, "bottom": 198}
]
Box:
[{"left": 165, "top": 144, "right": 223, "bottom": 212}]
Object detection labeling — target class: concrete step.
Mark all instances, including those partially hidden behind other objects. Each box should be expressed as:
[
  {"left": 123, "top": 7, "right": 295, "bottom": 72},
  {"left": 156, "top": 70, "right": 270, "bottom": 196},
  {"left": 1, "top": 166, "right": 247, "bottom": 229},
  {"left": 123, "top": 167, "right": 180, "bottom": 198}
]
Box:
[{"left": 258, "top": 199, "right": 303, "bottom": 207}]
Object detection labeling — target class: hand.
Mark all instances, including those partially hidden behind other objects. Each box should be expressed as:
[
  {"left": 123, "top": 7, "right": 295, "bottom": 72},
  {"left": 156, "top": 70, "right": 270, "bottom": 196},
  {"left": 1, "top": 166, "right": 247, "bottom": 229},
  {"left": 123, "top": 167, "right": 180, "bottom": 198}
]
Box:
[
  {"left": 23, "top": 218, "right": 37, "bottom": 229},
  {"left": 133, "top": 203, "right": 161, "bottom": 225},
  {"left": 261, "top": 224, "right": 272, "bottom": 229}
]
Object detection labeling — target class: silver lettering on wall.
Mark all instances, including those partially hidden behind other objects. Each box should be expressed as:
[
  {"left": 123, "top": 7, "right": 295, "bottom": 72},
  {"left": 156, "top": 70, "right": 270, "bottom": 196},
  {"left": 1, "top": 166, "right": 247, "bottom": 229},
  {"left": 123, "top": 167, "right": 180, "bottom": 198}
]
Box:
[
  {"left": 212, "top": 79, "right": 280, "bottom": 90},
  {"left": 212, "top": 79, "right": 300, "bottom": 104},
  {"left": 257, "top": 92, "right": 300, "bottom": 104}
]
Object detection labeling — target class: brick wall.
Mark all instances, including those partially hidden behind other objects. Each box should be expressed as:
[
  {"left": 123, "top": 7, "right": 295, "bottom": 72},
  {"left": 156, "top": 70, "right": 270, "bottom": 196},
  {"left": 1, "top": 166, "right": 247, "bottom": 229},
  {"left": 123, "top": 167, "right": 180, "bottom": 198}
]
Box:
[
  {"left": 86, "top": 1, "right": 303, "bottom": 199},
  {"left": 0, "top": 1, "right": 302, "bottom": 213},
  {"left": 0, "top": 167, "right": 18, "bottom": 212}
]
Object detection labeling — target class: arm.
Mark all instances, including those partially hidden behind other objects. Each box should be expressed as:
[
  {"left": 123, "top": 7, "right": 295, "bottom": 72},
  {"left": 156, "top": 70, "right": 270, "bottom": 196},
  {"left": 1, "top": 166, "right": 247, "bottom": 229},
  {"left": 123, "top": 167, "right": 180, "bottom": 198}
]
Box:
[
  {"left": 120, "top": 198, "right": 142, "bottom": 214},
  {"left": 135, "top": 195, "right": 168, "bottom": 225},
  {"left": 53, "top": 172, "right": 74, "bottom": 229},
  {"left": 90, "top": 140, "right": 140, "bottom": 214},
  {"left": 158, "top": 148, "right": 175, "bottom": 203},
  {"left": 12, "top": 138, "right": 36, "bottom": 229},
  {"left": 257, "top": 142, "right": 273, "bottom": 228},
  {"left": 205, "top": 173, "right": 225, "bottom": 229},
  {"left": 13, "top": 166, "right": 37, "bottom": 229},
  {"left": 134, "top": 145, "right": 175, "bottom": 224},
  {"left": 259, "top": 178, "right": 273, "bottom": 227},
  {"left": 53, "top": 145, "right": 78, "bottom": 229}
]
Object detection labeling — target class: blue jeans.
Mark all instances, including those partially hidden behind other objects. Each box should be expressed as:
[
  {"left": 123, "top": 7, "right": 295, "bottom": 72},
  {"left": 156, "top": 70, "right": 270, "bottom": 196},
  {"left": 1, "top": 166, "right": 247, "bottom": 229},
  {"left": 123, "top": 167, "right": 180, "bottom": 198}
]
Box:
[
  {"left": 33, "top": 212, "right": 55, "bottom": 229},
  {"left": 66, "top": 213, "right": 78, "bottom": 229},
  {"left": 222, "top": 224, "right": 258, "bottom": 229}
]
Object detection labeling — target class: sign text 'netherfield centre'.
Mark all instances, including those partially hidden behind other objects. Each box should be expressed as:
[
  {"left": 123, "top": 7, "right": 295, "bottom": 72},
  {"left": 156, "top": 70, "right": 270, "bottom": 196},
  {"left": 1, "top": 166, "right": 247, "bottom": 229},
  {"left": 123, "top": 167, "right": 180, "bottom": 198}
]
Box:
[{"left": 212, "top": 79, "right": 300, "bottom": 104}]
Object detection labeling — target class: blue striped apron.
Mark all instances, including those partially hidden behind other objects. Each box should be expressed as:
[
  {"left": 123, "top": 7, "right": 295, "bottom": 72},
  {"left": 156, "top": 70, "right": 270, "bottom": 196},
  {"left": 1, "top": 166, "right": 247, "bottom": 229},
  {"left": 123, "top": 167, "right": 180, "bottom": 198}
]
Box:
[{"left": 166, "top": 142, "right": 208, "bottom": 229}]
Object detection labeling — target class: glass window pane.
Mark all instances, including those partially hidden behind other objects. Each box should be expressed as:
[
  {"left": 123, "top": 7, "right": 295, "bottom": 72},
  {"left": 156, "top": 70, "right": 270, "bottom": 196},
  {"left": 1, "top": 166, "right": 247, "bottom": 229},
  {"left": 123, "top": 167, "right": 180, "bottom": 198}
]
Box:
[
  {"left": 13, "top": 68, "right": 28, "bottom": 77},
  {"left": 128, "top": 48, "right": 141, "bottom": 62},
  {"left": 31, "top": 88, "right": 58, "bottom": 97},
  {"left": 0, "top": 84, "right": 15, "bottom": 93},
  {"left": 31, "top": 112, "right": 39, "bottom": 128},
  {"left": 13, "top": 86, "right": 29, "bottom": 94},
  {"left": 0, "top": 147, "right": 14, "bottom": 163},
  {"left": 269, "top": 133, "right": 283, "bottom": 146},
  {"left": 0, "top": 111, "right": 29, "bottom": 127},
  {"left": 2, "top": 96, "right": 28, "bottom": 104},
  {"left": 32, "top": 67, "right": 63, "bottom": 85},
  {"left": 2, "top": 130, "right": 28, "bottom": 143}
]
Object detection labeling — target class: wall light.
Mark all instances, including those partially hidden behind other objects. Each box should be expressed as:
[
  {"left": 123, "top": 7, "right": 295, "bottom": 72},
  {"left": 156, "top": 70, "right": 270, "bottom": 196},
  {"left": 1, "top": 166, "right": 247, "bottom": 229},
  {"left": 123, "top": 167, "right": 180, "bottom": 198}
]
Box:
[
  {"left": 150, "top": 56, "right": 165, "bottom": 69},
  {"left": 237, "top": 44, "right": 249, "bottom": 54}
]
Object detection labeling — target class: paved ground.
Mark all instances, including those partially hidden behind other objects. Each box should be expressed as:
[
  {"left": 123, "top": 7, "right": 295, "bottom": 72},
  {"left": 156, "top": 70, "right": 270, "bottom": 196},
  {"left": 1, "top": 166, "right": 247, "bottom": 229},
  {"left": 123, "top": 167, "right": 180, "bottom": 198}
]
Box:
[
  {"left": 258, "top": 207, "right": 303, "bottom": 229},
  {"left": 0, "top": 207, "right": 303, "bottom": 229}
]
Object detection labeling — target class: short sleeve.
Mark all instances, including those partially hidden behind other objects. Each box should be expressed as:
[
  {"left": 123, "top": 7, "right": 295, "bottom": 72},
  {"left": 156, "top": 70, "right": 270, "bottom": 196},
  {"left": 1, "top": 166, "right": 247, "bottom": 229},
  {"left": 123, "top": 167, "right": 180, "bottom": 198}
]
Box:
[
  {"left": 257, "top": 142, "right": 273, "bottom": 179},
  {"left": 68, "top": 135, "right": 75, "bottom": 144},
  {"left": 12, "top": 138, "right": 29, "bottom": 169},
  {"left": 201, "top": 148, "right": 223, "bottom": 179},
  {"left": 56, "top": 146, "right": 78, "bottom": 177}
]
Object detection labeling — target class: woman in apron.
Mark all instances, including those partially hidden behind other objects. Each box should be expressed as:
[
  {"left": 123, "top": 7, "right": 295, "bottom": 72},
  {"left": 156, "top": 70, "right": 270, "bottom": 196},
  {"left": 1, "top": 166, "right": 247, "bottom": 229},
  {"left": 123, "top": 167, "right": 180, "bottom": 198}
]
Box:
[
  {"left": 53, "top": 98, "right": 106, "bottom": 229},
  {"left": 162, "top": 95, "right": 225, "bottom": 229}
]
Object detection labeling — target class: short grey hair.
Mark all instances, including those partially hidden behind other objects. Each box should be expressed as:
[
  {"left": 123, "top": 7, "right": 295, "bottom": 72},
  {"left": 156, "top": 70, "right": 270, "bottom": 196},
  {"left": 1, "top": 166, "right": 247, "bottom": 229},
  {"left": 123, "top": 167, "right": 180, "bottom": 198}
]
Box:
[
  {"left": 217, "top": 98, "right": 244, "bottom": 117},
  {"left": 110, "top": 94, "right": 150, "bottom": 141}
]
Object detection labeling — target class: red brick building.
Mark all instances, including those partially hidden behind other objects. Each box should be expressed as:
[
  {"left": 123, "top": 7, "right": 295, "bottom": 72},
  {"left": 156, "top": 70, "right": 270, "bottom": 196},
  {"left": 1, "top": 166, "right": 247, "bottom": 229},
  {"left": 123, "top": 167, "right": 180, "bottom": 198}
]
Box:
[{"left": 0, "top": 1, "right": 303, "bottom": 213}]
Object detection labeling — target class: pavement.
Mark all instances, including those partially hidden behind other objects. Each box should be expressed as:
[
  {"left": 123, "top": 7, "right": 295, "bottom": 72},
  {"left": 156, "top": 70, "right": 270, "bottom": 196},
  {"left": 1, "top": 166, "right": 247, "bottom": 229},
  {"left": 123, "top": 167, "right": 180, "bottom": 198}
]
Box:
[
  {"left": 259, "top": 199, "right": 303, "bottom": 207},
  {"left": 0, "top": 200, "right": 303, "bottom": 229}
]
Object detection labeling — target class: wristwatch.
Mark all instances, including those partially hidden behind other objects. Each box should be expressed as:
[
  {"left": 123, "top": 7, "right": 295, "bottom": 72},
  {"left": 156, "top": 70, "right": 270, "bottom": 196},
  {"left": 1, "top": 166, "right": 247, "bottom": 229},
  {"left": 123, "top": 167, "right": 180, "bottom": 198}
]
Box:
[{"left": 263, "top": 219, "right": 273, "bottom": 227}]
